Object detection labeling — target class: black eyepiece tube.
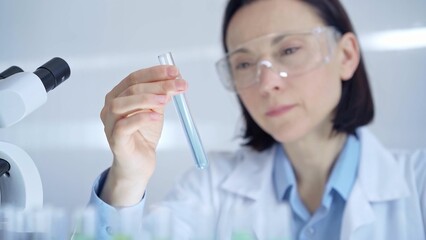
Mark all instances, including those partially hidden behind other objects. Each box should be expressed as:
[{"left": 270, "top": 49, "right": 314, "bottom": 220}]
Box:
[
  {"left": 0, "top": 66, "right": 24, "bottom": 80},
  {"left": 34, "top": 57, "right": 71, "bottom": 92}
]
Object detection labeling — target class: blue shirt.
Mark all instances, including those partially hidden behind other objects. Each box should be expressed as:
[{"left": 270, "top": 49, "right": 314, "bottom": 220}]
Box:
[{"left": 273, "top": 134, "right": 360, "bottom": 240}]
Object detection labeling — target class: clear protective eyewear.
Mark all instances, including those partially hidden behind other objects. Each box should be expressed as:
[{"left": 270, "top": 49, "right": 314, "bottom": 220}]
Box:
[{"left": 215, "top": 26, "right": 342, "bottom": 92}]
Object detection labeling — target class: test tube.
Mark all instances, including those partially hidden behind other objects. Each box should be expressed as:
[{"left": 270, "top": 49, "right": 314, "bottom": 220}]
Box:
[{"left": 158, "top": 52, "right": 209, "bottom": 170}]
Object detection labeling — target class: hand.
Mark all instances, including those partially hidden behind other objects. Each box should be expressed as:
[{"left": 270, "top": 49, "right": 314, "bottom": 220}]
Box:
[{"left": 99, "top": 65, "right": 187, "bottom": 206}]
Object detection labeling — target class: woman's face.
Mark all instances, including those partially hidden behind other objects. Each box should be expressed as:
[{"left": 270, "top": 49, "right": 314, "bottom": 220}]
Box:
[{"left": 227, "top": 0, "right": 349, "bottom": 143}]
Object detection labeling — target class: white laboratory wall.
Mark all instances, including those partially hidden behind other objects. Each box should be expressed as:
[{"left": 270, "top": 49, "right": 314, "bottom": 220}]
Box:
[{"left": 0, "top": 0, "right": 425, "bottom": 212}]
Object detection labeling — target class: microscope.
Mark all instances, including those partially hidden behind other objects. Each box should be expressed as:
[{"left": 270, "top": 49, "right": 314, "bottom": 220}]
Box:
[{"left": 0, "top": 58, "right": 71, "bottom": 209}]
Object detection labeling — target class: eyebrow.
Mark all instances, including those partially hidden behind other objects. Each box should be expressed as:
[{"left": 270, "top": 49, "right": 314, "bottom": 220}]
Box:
[
  {"left": 228, "top": 33, "right": 290, "bottom": 57},
  {"left": 228, "top": 48, "right": 251, "bottom": 58},
  {"left": 271, "top": 34, "right": 288, "bottom": 46}
]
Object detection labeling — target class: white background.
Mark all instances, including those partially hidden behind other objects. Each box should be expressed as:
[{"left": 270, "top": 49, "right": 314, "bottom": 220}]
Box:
[{"left": 0, "top": 0, "right": 425, "bottom": 212}]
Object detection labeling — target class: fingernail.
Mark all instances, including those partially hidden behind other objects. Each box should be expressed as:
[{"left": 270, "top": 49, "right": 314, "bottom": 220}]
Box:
[{"left": 167, "top": 67, "right": 178, "bottom": 77}]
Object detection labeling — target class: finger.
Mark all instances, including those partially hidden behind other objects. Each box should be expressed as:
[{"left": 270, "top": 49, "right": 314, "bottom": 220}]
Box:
[
  {"left": 102, "top": 79, "right": 186, "bottom": 138},
  {"left": 118, "top": 79, "right": 188, "bottom": 97},
  {"left": 107, "top": 65, "right": 179, "bottom": 101},
  {"left": 103, "top": 108, "right": 156, "bottom": 141},
  {"left": 110, "top": 111, "right": 162, "bottom": 146},
  {"left": 103, "top": 102, "right": 164, "bottom": 141},
  {"left": 109, "top": 94, "right": 171, "bottom": 117}
]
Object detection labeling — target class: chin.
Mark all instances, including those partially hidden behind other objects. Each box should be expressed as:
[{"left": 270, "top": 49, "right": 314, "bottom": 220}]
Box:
[{"left": 265, "top": 121, "right": 311, "bottom": 144}]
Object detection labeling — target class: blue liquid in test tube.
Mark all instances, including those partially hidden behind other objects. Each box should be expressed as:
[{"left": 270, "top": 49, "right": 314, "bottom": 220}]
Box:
[{"left": 158, "top": 52, "right": 209, "bottom": 170}]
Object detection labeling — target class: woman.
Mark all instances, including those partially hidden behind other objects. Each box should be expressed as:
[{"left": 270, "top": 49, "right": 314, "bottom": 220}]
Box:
[{"left": 89, "top": 0, "right": 426, "bottom": 239}]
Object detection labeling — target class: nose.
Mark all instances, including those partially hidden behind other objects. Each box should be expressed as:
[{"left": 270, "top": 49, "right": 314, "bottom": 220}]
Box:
[{"left": 257, "top": 60, "right": 288, "bottom": 92}]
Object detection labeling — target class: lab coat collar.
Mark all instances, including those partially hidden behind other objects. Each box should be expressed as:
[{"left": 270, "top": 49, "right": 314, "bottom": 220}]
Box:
[
  {"left": 340, "top": 128, "right": 411, "bottom": 239},
  {"left": 220, "top": 145, "right": 277, "bottom": 201},
  {"left": 356, "top": 128, "right": 410, "bottom": 202},
  {"left": 219, "top": 128, "right": 411, "bottom": 238},
  {"left": 222, "top": 128, "right": 409, "bottom": 202},
  {"left": 221, "top": 128, "right": 410, "bottom": 202}
]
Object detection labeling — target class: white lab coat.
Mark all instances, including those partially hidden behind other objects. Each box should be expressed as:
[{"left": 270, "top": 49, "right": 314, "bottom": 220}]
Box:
[{"left": 150, "top": 128, "right": 426, "bottom": 239}]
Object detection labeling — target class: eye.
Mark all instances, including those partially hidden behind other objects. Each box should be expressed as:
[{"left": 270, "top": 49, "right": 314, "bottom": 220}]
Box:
[
  {"left": 281, "top": 47, "right": 300, "bottom": 56},
  {"left": 235, "top": 61, "right": 254, "bottom": 70}
]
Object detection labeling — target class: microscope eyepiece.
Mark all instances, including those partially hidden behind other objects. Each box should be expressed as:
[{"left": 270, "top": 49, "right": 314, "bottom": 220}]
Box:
[
  {"left": 0, "top": 57, "right": 71, "bottom": 128},
  {"left": 33, "top": 57, "right": 71, "bottom": 92}
]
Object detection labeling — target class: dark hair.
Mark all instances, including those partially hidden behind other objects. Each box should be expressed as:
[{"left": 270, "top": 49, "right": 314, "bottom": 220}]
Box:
[{"left": 222, "top": 0, "right": 374, "bottom": 151}]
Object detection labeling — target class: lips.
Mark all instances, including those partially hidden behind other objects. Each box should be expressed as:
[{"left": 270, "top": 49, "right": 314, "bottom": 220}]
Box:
[{"left": 265, "top": 104, "right": 296, "bottom": 117}]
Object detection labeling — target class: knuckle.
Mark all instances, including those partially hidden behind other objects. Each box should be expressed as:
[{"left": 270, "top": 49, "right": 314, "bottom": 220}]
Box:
[
  {"left": 162, "top": 81, "right": 173, "bottom": 92},
  {"left": 104, "top": 92, "right": 112, "bottom": 104},
  {"left": 128, "top": 85, "right": 138, "bottom": 95},
  {"left": 109, "top": 100, "right": 118, "bottom": 113},
  {"left": 100, "top": 107, "right": 106, "bottom": 121},
  {"left": 127, "top": 72, "right": 139, "bottom": 85}
]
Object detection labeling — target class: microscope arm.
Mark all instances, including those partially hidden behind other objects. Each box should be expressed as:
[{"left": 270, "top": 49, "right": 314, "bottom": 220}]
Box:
[{"left": 0, "top": 141, "right": 43, "bottom": 209}]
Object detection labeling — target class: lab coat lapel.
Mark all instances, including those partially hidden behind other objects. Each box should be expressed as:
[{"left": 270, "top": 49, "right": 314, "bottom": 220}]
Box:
[
  {"left": 340, "top": 129, "right": 410, "bottom": 239},
  {"left": 220, "top": 145, "right": 276, "bottom": 201},
  {"left": 340, "top": 181, "right": 374, "bottom": 239},
  {"left": 220, "top": 145, "right": 282, "bottom": 240},
  {"left": 356, "top": 129, "right": 410, "bottom": 202}
]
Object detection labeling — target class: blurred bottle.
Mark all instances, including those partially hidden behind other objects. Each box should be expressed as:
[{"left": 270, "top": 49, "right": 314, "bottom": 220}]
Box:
[
  {"left": 71, "top": 206, "right": 97, "bottom": 240},
  {"left": 226, "top": 202, "right": 292, "bottom": 240},
  {"left": 0, "top": 206, "right": 68, "bottom": 240}
]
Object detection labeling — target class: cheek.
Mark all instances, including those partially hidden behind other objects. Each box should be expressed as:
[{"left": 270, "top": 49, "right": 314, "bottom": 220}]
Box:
[
  {"left": 300, "top": 66, "right": 342, "bottom": 118},
  {"left": 238, "top": 90, "right": 265, "bottom": 125},
  {"left": 238, "top": 91, "right": 259, "bottom": 114}
]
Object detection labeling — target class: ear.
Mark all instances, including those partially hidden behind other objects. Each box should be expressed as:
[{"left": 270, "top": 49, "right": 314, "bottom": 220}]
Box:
[{"left": 337, "top": 32, "right": 361, "bottom": 81}]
